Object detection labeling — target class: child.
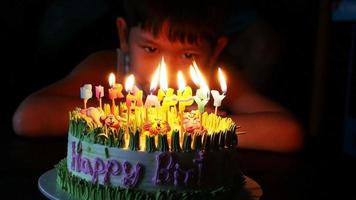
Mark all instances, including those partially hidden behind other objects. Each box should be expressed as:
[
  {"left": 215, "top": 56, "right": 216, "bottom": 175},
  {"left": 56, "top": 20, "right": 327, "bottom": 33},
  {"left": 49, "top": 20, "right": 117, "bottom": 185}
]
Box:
[{"left": 12, "top": 0, "right": 304, "bottom": 153}]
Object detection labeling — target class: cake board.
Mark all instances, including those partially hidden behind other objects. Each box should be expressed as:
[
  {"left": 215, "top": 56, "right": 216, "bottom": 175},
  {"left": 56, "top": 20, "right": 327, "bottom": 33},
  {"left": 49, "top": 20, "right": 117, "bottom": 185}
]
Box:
[{"left": 38, "top": 168, "right": 263, "bottom": 200}]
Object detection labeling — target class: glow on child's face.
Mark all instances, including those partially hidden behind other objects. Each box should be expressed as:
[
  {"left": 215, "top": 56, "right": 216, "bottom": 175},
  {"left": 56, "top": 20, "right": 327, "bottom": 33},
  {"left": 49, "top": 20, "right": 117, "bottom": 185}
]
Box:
[{"left": 127, "top": 24, "right": 214, "bottom": 89}]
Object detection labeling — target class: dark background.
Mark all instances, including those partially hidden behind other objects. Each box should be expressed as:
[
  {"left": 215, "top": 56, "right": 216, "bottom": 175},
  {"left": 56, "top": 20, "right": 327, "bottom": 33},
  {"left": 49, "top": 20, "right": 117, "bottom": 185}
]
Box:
[
  {"left": 1, "top": 0, "right": 356, "bottom": 199},
  {"left": 1, "top": 0, "right": 318, "bottom": 140}
]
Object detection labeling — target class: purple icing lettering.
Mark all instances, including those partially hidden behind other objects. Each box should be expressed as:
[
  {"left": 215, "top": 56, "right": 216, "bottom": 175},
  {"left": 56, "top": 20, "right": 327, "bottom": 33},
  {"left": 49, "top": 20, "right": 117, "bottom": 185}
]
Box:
[
  {"left": 104, "top": 160, "right": 122, "bottom": 185},
  {"left": 174, "top": 163, "right": 194, "bottom": 186},
  {"left": 122, "top": 161, "right": 143, "bottom": 188},
  {"left": 92, "top": 158, "right": 106, "bottom": 184},
  {"left": 81, "top": 158, "right": 93, "bottom": 175},
  {"left": 71, "top": 141, "right": 82, "bottom": 172},
  {"left": 193, "top": 151, "right": 205, "bottom": 185},
  {"left": 153, "top": 153, "right": 175, "bottom": 185},
  {"left": 174, "top": 163, "right": 180, "bottom": 186},
  {"left": 184, "top": 169, "right": 194, "bottom": 185}
]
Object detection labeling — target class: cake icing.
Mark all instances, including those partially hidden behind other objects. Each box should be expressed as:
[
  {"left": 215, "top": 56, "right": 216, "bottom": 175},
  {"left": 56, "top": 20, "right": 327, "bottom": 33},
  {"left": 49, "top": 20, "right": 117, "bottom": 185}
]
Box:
[
  {"left": 55, "top": 105, "right": 244, "bottom": 199},
  {"left": 55, "top": 63, "right": 246, "bottom": 199}
]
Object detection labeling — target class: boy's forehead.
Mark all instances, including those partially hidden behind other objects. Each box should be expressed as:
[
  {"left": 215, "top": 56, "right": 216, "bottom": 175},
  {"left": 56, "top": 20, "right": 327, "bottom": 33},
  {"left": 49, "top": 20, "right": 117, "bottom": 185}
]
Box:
[{"left": 131, "top": 22, "right": 208, "bottom": 48}]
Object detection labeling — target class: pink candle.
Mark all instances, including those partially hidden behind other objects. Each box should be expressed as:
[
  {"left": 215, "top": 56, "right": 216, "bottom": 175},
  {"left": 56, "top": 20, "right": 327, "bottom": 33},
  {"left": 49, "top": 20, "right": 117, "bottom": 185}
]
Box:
[
  {"left": 95, "top": 85, "right": 104, "bottom": 108},
  {"left": 144, "top": 94, "right": 160, "bottom": 108}
]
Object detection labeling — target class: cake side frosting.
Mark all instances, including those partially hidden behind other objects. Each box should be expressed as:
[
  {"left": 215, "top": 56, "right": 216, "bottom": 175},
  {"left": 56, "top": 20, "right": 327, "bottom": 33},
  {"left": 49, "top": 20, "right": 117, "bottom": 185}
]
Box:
[
  {"left": 67, "top": 134, "right": 243, "bottom": 191},
  {"left": 59, "top": 97, "right": 243, "bottom": 199}
]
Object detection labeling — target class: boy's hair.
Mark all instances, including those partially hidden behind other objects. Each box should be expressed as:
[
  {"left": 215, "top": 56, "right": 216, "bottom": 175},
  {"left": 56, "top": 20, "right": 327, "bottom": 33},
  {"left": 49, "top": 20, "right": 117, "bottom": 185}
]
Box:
[{"left": 123, "top": 0, "right": 232, "bottom": 44}]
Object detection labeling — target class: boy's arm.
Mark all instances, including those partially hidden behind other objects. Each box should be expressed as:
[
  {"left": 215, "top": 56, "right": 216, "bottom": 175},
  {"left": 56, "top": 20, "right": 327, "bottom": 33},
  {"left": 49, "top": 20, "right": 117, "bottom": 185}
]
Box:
[
  {"left": 12, "top": 50, "right": 117, "bottom": 137},
  {"left": 225, "top": 71, "right": 304, "bottom": 153}
]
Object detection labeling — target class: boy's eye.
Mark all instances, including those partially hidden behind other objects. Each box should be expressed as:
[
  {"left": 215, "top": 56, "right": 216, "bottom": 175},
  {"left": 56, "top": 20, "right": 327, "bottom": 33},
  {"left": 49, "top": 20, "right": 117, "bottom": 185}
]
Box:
[
  {"left": 183, "top": 53, "right": 194, "bottom": 59},
  {"left": 144, "top": 46, "right": 158, "bottom": 53}
]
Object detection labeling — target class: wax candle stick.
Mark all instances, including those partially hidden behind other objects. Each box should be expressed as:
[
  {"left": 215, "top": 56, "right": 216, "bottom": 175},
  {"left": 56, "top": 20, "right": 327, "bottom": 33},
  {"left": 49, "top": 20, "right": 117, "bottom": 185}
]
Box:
[
  {"left": 194, "top": 89, "right": 210, "bottom": 113},
  {"left": 125, "top": 74, "right": 135, "bottom": 135},
  {"left": 114, "top": 83, "right": 124, "bottom": 98},
  {"left": 158, "top": 57, "right": 172, "bottom": 121},
  {"left": 135, "top": 89, "right": 143, "bottom": 107},
  {"left": 177, "top": 71, "right": 193, "bottom": 139},
  {"left": 95, "top": 85, "right": 104, "bottom": 108},
  {"left": 178, "top": 87, "right": 194, "bottom": 112},
  {"left": 80, "top": 84, "right": 93, "bottom": 109},
  {"left": 145, "top": 95, "right": 160, "bottom": 108},
  {"left": 145, "top": 66, "right": 160, "bottom": 121},
  {"left": 108, "top": 73, "right": 120, "bottom": 114},
  {"left": 211, "top": 68, "right": 227, "bottom": 115}
]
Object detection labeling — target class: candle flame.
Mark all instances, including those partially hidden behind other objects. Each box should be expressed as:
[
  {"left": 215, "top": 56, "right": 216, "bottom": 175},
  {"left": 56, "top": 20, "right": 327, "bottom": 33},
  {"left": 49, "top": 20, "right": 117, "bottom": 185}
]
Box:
[
  {"left": 190, "top": 65, "right": 200, "bottom": 86},
  {"left": 125, "top": 74, "right": 135, "bottom": 93},
  {"left": 159, "top": 57, "right": 168, "bottom": 92},
  {"left": 200, "top": 76, "right": 210, "bottom": 98},
  {"left": 150, "top": 66, "right": 160, "bottom": 93},
  {"left": 191, "top": 61, "right": 209, "bottom": 96},
  {"left": 218, "top": 68, "right": 227, "bottom": 94},
  {"left": 109, "top": 73, "right": 116, "bottom": 87},
  {"left": 178, "top": 71, "right": 186, "bottom": 91}
]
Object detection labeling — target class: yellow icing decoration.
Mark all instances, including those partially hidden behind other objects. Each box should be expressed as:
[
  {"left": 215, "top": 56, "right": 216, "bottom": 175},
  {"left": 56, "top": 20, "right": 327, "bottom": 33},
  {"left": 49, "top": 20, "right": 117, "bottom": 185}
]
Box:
[{"left": 157, "top": 89, "right": 165, "bottom": 102}]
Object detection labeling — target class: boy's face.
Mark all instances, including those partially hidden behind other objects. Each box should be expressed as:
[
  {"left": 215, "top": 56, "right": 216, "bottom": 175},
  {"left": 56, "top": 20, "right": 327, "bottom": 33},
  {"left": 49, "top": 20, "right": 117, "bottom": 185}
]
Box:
[{"left": 125, "top": 22, "right": 218, "bottom": 90}]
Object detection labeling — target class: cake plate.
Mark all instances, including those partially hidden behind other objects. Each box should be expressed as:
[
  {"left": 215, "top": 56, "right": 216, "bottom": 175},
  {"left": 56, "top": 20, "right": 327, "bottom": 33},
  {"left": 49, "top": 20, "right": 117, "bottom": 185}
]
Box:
[{"left": 38, "top": 168, "right": 263, "bottom": 200}]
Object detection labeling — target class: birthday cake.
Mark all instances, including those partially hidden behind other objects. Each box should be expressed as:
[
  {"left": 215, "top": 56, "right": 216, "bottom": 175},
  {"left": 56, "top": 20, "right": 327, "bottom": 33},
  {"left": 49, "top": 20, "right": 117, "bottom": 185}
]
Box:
[{"left": 55, "top": 61, "right": 245, "bottom": 199}]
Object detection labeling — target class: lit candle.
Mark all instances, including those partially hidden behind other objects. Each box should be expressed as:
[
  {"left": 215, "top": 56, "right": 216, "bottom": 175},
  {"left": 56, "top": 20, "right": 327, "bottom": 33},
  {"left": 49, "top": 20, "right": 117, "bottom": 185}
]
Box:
[
  {"left": 80, "top": 84, "right": 93, "bottom": 109},
  {"left": 95, "top": 85, "right": 104, "bottom": 108},
  {"left": 177, "top": 71, "right": 193, "bottom": 113},
  {"left": 108, "top": 73, "right": 118, "bottom": 108},
  {"left": 129, "top": 85, "right": 143, "bottom": 107},
  {"left": 108, "top": 73, "right": 124, "bottom": 115},
  {"left": 125, "top": 74, "right": 135, "bottom": 138},
  {"left": 190, "top": 62, "right": 210, "bottom": 113},
  {"left": 158, "top": 57, "right": 176, "bottom": 121},
  {"left": 125, "top": 74, "right": 135, "bottom": 108},
  {"left": 177, "top": 71, "right": 193, "bottom": 140},
  {"left": 177, "top": 71, "right": 185, "bottom": 96},
  {"left": 157, "top": 57, "right": 168, "bottom": 102},
  {"left": 144, "top": 67, "right": 160, "bottom": 109},
  {"left": 211, "top": 67, "right": 227, "bottom": 115}
]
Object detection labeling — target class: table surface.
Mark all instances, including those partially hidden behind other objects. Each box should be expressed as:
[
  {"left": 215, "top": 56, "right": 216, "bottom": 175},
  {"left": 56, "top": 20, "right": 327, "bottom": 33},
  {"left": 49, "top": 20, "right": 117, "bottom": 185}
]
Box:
[{"left": 2, "top": 131, "right": 356, "bottom": 200}]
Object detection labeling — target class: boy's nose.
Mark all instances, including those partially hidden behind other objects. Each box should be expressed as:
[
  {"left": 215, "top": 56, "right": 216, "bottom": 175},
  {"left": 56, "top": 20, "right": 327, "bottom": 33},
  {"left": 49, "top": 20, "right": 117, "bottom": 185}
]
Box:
[{"left": 163, "top": 56, "right": 177, "bottom": 69}]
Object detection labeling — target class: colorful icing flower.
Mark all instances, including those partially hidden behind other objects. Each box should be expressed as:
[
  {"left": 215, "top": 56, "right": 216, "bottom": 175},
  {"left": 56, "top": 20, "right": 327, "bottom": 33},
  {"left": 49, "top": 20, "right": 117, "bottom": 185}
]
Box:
[{"left": 102, "top": 114, "right": 122, "bottom": 129}]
